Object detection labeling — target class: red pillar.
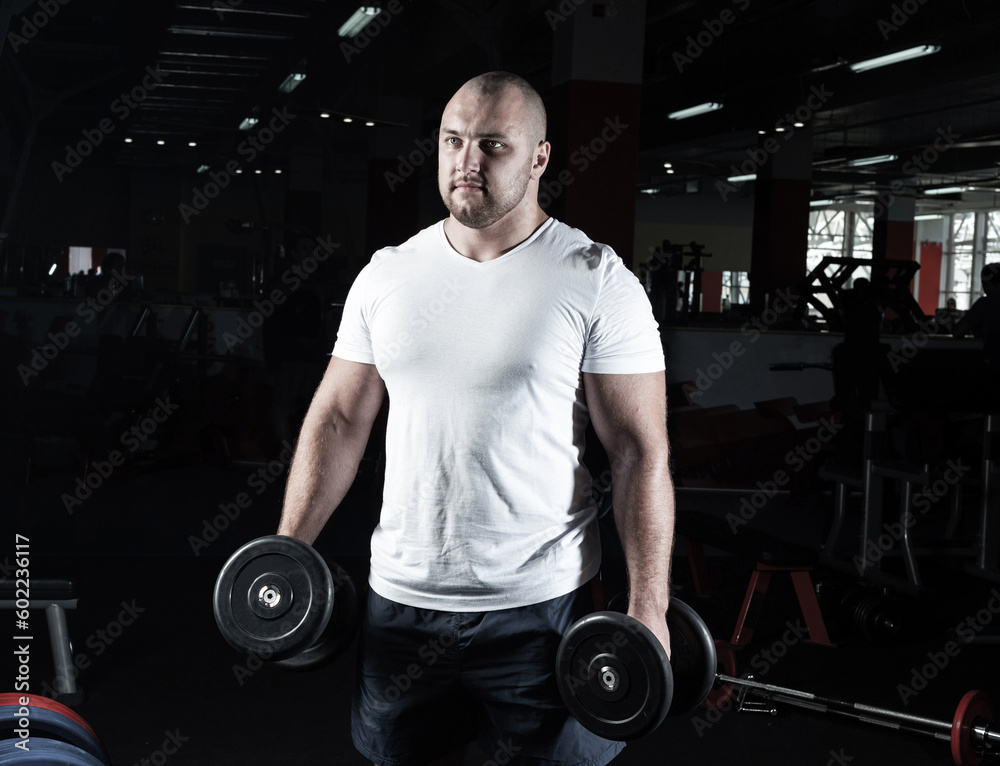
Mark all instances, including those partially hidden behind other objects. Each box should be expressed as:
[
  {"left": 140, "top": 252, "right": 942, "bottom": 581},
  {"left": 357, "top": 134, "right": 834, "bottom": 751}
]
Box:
[{"left": 547, "top": 0, "right": 646, "bottom": 268}]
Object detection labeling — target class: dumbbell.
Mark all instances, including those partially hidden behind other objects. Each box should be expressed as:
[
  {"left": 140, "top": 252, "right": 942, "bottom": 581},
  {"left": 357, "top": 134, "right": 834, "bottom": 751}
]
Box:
[
  {"left": 213, "top": 535, "right": 361, "bottom": 670},
  {"left": 555, "top": 597, "right": 718, "bottom": 740}
]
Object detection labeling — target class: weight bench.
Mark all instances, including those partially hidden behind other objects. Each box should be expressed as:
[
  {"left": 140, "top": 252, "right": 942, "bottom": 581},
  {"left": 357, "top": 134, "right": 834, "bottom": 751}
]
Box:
[
  {"left": 676, "top": 506, "right": 832, "bottom": 647},
  {"left": 0, "top": 579, "right": 82, "bottom": 705}
]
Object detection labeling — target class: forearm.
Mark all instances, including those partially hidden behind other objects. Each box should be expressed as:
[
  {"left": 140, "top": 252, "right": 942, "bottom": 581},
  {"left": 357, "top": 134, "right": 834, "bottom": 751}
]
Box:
[
  {"left": 277, "top": 408, "right": 377, "bottom": 545},
  {"left": 611, "top": 452, "right": 675, "bottom": 616}
]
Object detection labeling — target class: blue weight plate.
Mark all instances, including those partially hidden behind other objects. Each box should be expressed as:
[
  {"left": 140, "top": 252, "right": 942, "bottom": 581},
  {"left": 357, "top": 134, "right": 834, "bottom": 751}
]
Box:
[
  {"left": 0, "top": 705, "right": 107, "bottom": 761},
  {"left": 0, "top": 736, "right": 108, "bottom": 765}
]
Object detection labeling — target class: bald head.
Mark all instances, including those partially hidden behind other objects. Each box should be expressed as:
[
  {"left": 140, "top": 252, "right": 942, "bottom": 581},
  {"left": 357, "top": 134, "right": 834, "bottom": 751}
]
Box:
[{"left": 459, "top": 71, "right": 547, "bottom": 147}]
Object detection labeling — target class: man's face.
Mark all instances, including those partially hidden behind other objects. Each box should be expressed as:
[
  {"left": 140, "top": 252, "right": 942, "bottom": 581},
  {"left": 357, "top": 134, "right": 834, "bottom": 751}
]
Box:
[{"left": 437, "top": 85, "right": 543, "bottom": 229}]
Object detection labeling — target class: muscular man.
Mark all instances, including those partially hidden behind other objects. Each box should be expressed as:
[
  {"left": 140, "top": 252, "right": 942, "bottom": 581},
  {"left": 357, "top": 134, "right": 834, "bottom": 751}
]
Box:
[{"left": 277, "top": 71, "right": 674, "bottom": 766}]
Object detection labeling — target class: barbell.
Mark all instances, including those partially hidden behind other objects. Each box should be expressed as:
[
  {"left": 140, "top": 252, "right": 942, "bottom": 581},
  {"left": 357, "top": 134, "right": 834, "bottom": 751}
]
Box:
[{"left": 212, "top": 536, "right": 999, "bottom": 761}]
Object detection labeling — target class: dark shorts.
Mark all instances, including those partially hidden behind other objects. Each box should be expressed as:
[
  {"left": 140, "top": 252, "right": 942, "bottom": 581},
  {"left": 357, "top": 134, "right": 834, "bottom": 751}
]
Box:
[{"left": 350, "top": 585, "right": 626, "bottom": 766}]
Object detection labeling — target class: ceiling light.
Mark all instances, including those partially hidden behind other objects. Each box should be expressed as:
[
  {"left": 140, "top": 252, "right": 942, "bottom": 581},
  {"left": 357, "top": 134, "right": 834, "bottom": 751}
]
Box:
[
  {"left": 124, "top": 137, "right": 133, "bottom": 144},
  {"left": 319, "top": 112, "right": 331, "bottom": 119},
  {"left": 810, "top": 200, "right": 835, "bottom": 207},
  {"left": 663, "top": 162, "right": 672, "bottom": 169},
  {"left": 666, "top": 169, "right": 675, "bottom": 174},
  {"left": 365, "top": 121, "right": 375, "bottom": 127},
  {"left": 279, "top": 72, "right": 307, "bottom": 93},
  {"left": 849, "top": 44, "right": 941, "bottom": 73},
  {"left": 846, "top": 153, "right": 898, "bottom": 167},
  {"left": 794, "top": 122, "right": 805, "bottom": 128},
  {"left": 48, "top": 263, "right": 57, "bottom": 276},
  {"left": 924, "top": 186, "right": 968, "bottom": 195},
  {"left": 156, "top": 140, "right": 165, "bottom": 146},
  {"left": 667, "top": 101, "right": 723, "bottom": 120},
  {"left": 640, "top": 188, "right": 659, "bottom": 195},
  {"left": 197, "top": 164, "right": 210, "bottom": 173},
  {"left": 188, "top": 141, "right": 197, "bottom": 147},
  {"left": 343, "top": 117, "right": 353, "bottom": 123},
  {"left": 239, "top": 116, "right": 259, "bottom": 130},
  {"left": 727, "top": 173, "right": 756, "bottom": 183},
  {"left": 255, "top": 169, "right": 262, "bottom": 174},
  {"left": 338, "top": 6, "right": 379, "bottom": 37},
  {"left": 915, "top": 214, "right": 943, "bottom": 220},
  {"left": 275, "top": 169, "right": 282, "bottom": 174}
]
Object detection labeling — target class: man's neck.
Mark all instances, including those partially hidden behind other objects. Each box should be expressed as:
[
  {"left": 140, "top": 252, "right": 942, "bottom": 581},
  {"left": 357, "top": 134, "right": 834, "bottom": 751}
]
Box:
[{"left": 444, "top": 205, "right": 549, "bottom": 263}]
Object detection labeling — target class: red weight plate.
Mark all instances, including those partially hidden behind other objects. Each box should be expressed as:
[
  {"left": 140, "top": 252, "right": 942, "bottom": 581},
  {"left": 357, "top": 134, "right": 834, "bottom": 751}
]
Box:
[
  {"left": 701, "top": 639, "right": 737, "bottom": 711},
  {"left": 0, "top": 693, "right": 101, "bottom": 744},
  {"left": 951, "top": 690, "right": 994, "bottom": 766}
]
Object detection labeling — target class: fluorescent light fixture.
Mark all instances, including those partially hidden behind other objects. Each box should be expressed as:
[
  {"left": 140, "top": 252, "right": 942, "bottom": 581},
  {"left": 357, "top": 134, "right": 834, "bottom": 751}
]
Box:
[
  {"left": 727, "top": 173, "right": 756, "bottom": 183},
  {"left": 319, "top": 112, "right": 331, "bottom": 119},
  {"left": 810, "top": 199, "right": 835, "bottom": 207},
  {"left": 124, "top": 137, "right": 133, "bottom": 143},
  {"left": 924, "top": 186, "right": 968, "bottom": 195},
  {"left": 188, "top": 141, "right": 197, "bottom": 147},
  {"left": 915, "top": 214, "right": 943, "bottom": 220},
  {"left": 239, "top": 116, "right": 259, "bottom": 130},
  {"left": 197, "top": 164, "right": 210, "bottom": 173},
  {"left": 640, "top": 188, "right": 659, "bottom": 195},
  {"left": 365, "top": 121, "right": 375, "bottom": 127},
  {"left": 338, "top": 6, "right": 379, "bottom": 37},
  {"left": 279, "top": 72, "right": 306, "bottom": 93},
  {"left": 662, "top": 162, "right": 672, "bottom": 169},
  {"left": 667, "top": 101, "right": 723, "bottom": 120},
  {"left": 343, "top": 117, "right": 353, "bottom": 123},
  {"left": 849, "top": 44, "right": 940, "bottom": 73},
  {"left": 156, "top": 140, "right": 165, "bottom": 146},
  {"left": 846, "top": 153, "right": 898, "bottom": 167},
  {"left": 275, "top": 169, "right": 282, "bottom": 174},
  {"left": 666, "top": 169, "right": 675, "bottom": 174},
  {"left": 48, "top": 263, "right": 57, "bottom": 276}
]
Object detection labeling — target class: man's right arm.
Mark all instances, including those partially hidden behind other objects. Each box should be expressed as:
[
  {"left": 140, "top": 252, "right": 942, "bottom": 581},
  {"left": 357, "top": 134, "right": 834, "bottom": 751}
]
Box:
[{"left": 276, "top": 356, "right": 386, "bottom": 544}]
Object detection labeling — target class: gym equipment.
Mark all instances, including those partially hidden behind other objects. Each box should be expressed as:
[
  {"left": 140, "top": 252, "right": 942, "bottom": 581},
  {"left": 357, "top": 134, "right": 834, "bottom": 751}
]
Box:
[
  {"left": 0, "top": 736, "right": 108, "bottom": 765},
  {"left": 0, "top": 698, "right": 107, "bottom": 762},
  {"left": 555, "top": 597, "right": 716, "bottom": 740},
  {"left": 712, "top": 643, "right": 999, "bottom": 765},
  {"left": 213, "top": 535, "right": 361, "bottom": 670}
]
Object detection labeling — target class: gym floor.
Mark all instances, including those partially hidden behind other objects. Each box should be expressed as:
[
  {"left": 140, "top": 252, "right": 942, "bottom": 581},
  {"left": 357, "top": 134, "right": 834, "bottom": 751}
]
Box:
[{"left": 3, "top": 456, "right": 999, "bottom": 766}]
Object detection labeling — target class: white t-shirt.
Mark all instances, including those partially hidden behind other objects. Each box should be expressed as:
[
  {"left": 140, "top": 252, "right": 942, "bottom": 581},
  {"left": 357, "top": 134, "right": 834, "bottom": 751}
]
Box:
[{"left": 333, "top": 217, "right": 665, "bottom": 611}]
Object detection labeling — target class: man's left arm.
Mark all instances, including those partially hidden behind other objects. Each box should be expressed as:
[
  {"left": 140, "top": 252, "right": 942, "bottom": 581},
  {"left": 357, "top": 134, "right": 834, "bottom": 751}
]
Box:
[{"left": 583, "top": 370, "right": 675, "bottom": 657}]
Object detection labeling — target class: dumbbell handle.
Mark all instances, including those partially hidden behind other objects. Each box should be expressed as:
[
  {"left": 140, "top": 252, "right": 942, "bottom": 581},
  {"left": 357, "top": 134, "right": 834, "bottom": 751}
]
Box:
[{"left": 716, "top": 673, "right": 1000, "bottom": 752}]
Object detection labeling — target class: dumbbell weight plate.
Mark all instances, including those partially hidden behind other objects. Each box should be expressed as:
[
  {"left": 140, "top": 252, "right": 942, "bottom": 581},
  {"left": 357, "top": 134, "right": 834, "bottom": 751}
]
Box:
[
  {"left": 951, "top": 690, "right": 993, "bottom": 766},
  {"left": 271, "top": 559, "right": 360, "bottom": 670},
  {"left": 665, "top": 598, "right": 718, "bottom": 716},
  {"left": 213, "top": 535, "right": 334, "bottom": 661},
  {"left": 556, "top": 611, "right": 673, "bottom": 741}
]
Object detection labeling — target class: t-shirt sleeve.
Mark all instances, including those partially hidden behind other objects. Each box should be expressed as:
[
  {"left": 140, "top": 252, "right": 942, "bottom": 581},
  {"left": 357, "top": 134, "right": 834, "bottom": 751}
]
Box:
[
  {"left": 581, "top": 249, "right": 665, "bottom": 374},
  {"left": 331, "top": 264, "right": 377, "bottom": 365}
]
